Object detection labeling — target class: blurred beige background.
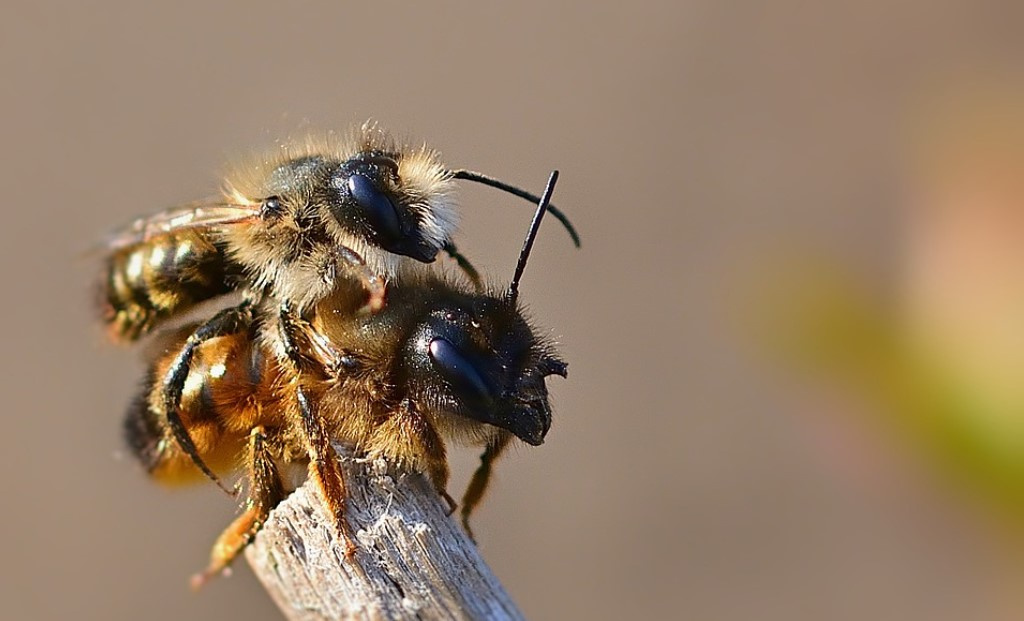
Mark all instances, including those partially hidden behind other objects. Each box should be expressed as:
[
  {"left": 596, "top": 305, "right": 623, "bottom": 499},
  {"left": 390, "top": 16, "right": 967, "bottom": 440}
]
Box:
[{"left": 3, "top": 2, "right": 1024, "bottom": 620}]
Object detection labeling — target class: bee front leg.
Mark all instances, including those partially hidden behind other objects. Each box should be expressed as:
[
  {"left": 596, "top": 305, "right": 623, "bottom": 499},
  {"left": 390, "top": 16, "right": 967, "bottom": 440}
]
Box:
[
  {"left": 278, "top": 306, "right": 357, "bottom": 556},
  {"left": 460, "top": 432, "right": 512, "bottom": 540},
  {"left": 365, "top": 399, "right": 454, "bottom": 513},
  {"left": 191, "top": 426, "right": 285, "bottom": 589},
  {"left": 161, "top": 302, "right": 254, "bottom": 494},
  {"left": 297, "top": 388, "right": 357, "bottom": 554},
  {"left": 334, "top": 246, "right": 386, "bottom": 313}
]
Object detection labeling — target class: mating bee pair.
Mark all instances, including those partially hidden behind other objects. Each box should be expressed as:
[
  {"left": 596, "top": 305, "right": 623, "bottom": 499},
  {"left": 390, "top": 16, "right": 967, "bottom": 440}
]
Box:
[{"left": 99, "top": 125, "right": 575, "bottom": 585}]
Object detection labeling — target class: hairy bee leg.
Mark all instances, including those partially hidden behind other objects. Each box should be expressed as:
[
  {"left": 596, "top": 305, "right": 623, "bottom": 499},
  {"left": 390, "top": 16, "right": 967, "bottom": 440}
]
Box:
[
  {"left": 440, "top": 489, "right": 458, "bottom": 516},
  {"left": 413, "top": 410, "right": 452, "bottom": 506},
  {"left": 278, "top": 307, "right": 357, "bottom": 555},
  {"left": 297, "top": 386, "right": 357, "bottom": 555},
  {"left": 191, "top": 426, "right": 285, "bottom": 589},
  {"left": 335, "top": 246, "right": 386, "bottom": 313},
  {"left": 365, "top": 400, "right": 453, "bottom": 511},
  {"left": 276, "top": 311, "right": 354, "bottom": 378},
  {"left": 442, "top": 241, "right": 482, "bottom": 290},
  {"left": 162, "top": 302, "right": 254, "bottom": 494},
  {"left": 460, "top": 433, "right": 513, "bottom": 540},
  {"left": 123, "top": 385, "right": 236, "bottom": 483}
]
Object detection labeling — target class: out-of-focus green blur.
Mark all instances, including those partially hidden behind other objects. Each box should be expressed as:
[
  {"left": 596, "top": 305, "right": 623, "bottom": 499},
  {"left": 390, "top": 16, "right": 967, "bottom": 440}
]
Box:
[{"left": 756, "top": 76, "right": 1024, "bottom": 532}]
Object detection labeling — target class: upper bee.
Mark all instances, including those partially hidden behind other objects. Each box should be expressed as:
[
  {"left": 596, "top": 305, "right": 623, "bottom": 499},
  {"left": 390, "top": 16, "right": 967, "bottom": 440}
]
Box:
[
  {"left": 101, "top": 125, "right": 458, "bottom": 340},
  {"left": 220, "top": 127, "right": 457, "bottom": 310},
  {"left": 101, "top": 123, "right": 578, "bottom": 343}
]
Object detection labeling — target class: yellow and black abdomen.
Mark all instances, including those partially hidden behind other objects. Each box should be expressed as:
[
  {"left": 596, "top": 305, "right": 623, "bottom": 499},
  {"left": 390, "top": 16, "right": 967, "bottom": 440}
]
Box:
[
  {"left": 123, "top": 328, "right": 289, "bottom": 485},
  {"left": 102, "top": 231, "right": 234, "bottom": 341}
]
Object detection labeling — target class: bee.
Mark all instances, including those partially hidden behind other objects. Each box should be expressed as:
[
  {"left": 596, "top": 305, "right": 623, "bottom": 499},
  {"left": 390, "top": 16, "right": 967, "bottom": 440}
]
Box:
[
  {"left": 122, "top": 173, "right": 568, "bottom": 585},
  {"left": 100, "top": 124, "right": 578, "bottom": 492}
]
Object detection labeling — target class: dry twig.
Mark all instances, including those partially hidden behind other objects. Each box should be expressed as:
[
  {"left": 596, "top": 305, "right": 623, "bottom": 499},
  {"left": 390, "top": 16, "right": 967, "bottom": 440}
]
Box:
[{"left": 245, "top": 445, "right": 524, "bottom": 621}]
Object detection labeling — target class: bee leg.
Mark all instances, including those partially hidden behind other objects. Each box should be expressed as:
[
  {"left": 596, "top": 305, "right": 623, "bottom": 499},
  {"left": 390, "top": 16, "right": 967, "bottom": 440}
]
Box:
[
  {"left": 124, "top": 382, "right": 233, "bottom": 484},
  {"left": 161, "top": 302, "right": 254, "bottom": 495},
  {"left": 278, "top": 306, "right": 358, "bottom": 556},
  {"left": 297, "top": 384, "right": 358, "bottom": 555},
  {"left": 442, "top": 241, "right": 482, "bottom": 290},
  {"left": 276, "top": 310, "right": 355, "bottom": 379},
  {"left": 191, "top": 426, "right": 285, "bottom": 589},
  {"left": 335, "top": 246, "right": 386, "bottom": 312},
  {"left": 460, "top": 432, "right": 512, "bottom": 540},
  {"left": 365, "top": 399, "right": 453, "bottom": 512}
]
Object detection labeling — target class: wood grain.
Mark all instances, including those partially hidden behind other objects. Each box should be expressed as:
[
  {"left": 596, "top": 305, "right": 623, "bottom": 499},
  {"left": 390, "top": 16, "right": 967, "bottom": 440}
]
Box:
[{"left": 245, "top": 445, "right": 524, "bottom": 621}]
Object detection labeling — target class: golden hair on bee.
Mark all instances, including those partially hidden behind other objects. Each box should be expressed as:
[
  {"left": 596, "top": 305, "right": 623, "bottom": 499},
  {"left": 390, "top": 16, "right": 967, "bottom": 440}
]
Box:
[
  {"left": 218, "top": 122, "right": 459, "bottom": 312},
  {"left": 100, "top": 121, "right": 579, "bottom": 341},
  {"left": 99, "top": 121, "right": 579, "bottom": 500}
]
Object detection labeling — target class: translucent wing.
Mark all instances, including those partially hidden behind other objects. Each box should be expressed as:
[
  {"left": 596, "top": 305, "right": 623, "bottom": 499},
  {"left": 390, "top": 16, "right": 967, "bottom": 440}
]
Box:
[{"left": 104, "top": 198, "right": 260, "bottom": 251}]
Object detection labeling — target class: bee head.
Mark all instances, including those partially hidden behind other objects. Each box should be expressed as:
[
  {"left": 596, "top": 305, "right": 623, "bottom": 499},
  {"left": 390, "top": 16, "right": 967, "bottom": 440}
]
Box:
[
  {"left": 399, "top": 297, "right": 566, "bottom": 445},
  {"left": 222, "top": 131, "right": 457, "bottom": 308},
  {"left": 397, "top": 169, "right": 566, "bottom": 445},
  {"left": 323, "top": 152, "right": 453, "bottom": 262},
  {"left": 251, "top": 144, "right": 457, "bottom": 262}
]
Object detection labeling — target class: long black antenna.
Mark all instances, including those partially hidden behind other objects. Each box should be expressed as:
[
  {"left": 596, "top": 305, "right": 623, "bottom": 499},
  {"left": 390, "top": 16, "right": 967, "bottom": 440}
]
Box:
[
  {"left": 508, "top": 170, "right": 559, "bottom": 302},
  {"left": 449, "top": 169, "right": 580, "bottom": 247}
]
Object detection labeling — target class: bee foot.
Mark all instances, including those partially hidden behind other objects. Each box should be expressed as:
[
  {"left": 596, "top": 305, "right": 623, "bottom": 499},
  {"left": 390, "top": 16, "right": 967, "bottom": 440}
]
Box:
[
  {"left": 189, "top": 564, "right": 231, "bottom": 590},
  {"left": 440, "top": 490, "right": 457, "bottom": 516},
  {"left": 343, "top": 539, "right": 358, "bottom": 560}
]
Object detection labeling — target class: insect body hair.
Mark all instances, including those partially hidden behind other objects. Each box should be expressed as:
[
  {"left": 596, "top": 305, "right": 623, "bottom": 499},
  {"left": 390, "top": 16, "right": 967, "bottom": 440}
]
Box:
[
  {"left": 218, "top": 125, "right": 458, "bottom": 311},
  {"left": 103, "top": 230, "right": 233, "bottom": 341}
]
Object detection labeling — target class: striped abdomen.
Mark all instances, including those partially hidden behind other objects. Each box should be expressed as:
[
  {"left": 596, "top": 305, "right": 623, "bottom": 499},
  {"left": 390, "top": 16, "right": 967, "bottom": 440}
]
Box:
[
  {"left": 103, "top": 231, "right": 234, "bottom": 341},
  {"left": 123, "top": 328, "right": 288, "bottom": 483}
]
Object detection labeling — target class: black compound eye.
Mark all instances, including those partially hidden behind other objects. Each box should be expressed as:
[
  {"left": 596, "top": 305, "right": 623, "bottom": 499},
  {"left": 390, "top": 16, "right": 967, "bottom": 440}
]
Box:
[
  {"left": 261, "top": 195, "right": 284, "bottom": 218},
  {"left": 428, "top": 337, "right": 497, "bottom": 408},
  {"left": 347, "top": 174, "right": 403, "bottom": 243}
]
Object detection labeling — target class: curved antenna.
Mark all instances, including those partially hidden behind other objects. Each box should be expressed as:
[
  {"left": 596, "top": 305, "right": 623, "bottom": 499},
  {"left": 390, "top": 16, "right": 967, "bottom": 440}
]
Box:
[
  {"left": 448, "top": 169, "right": 580, "bottom": 248},
  {"left": 508, "top": 170, "right": 559, "bottom": 303}
]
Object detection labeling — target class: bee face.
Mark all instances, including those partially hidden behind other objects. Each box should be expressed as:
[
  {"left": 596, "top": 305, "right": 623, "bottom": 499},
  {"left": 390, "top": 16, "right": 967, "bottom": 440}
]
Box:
[
  {"left": 398, "top": 297, "right": 567, "bottom": 446},
  {"left": 330, "top": 153, "right": 444, "bottom": 262},
  {"left": 259, "top": 151, "right": 448, "bottom": 262},
  {"left": 221, "top": 129, "right": 458, "bottom": 309}
]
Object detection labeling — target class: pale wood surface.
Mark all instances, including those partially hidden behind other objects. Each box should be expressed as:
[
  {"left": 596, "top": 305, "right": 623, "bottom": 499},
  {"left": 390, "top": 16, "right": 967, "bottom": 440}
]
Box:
[{"left": 245, "top": 446, "right": 525, "bottom": 621}]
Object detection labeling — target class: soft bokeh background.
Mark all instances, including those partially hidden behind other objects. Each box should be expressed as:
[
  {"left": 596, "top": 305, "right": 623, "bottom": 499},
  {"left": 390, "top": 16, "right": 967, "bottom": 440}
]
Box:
[{"left": 3, "top": 2, "right": 1024, "bottom": 619}]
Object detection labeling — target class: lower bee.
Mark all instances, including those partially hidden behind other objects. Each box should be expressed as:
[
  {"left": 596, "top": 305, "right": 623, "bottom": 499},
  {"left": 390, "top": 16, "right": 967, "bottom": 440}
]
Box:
[{"left": 123, "top": 173, "right": 569, "bottom": 585}]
